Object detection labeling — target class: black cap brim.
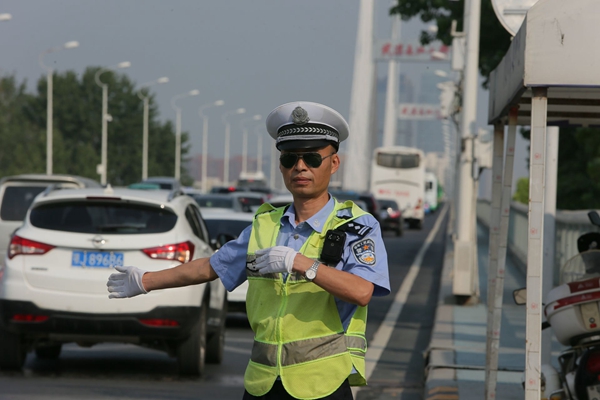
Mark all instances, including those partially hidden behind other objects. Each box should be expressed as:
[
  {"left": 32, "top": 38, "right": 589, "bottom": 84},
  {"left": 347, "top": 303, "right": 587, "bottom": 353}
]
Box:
[{"left": 276, "top": 139, "right": 337, "bottom": 151}]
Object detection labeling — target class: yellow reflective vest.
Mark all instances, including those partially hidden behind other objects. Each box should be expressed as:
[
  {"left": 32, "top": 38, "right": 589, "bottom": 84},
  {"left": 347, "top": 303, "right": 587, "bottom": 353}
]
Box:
[{"left": 243, "top": 200, "right": 369, "bottom": 399}]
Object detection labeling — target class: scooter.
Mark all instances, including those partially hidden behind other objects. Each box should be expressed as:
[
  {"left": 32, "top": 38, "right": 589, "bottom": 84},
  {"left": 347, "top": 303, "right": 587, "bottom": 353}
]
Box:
[{"left": 514, "top": 211, "right": 600, "bottom": 399}]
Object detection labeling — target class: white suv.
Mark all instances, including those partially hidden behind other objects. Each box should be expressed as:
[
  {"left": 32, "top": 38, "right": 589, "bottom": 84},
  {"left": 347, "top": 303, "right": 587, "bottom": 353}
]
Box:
[{"left": 0, "top": 186, "right": 227, "bottom": 376}]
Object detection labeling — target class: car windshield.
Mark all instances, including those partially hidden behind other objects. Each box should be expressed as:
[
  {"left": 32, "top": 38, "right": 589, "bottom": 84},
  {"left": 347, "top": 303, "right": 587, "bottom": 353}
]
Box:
[
  {"left": 193, "top": 195, "right": 234, "bottom": 209},
  {"left": 378, "top": 199, "right": 399, "bottom": 209},
  {"left": 0, "top": 186, "right": 48, "bottom": 221},
  {"left": 204, "top": 218, "right": 252, "bottom": 240},
  {"left": 29, "top": 201, "right": 177, "bottom": 234}
]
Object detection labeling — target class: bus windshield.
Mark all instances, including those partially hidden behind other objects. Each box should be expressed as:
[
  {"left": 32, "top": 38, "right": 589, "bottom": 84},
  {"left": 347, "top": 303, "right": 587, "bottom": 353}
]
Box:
[{"left": 376, "top": 153, "right": 420, "bottom": 169}]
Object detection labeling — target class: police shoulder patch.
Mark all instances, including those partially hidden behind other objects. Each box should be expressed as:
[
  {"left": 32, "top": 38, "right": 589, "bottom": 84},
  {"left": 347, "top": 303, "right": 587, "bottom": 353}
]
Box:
[{"left": 352, "top": 238, "right": 376, "bottom": 266}]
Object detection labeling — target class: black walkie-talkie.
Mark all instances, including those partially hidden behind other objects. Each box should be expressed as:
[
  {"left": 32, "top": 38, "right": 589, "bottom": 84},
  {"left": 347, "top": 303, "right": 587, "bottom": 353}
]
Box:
[{"left": 320, "top": 229, "right": 346, "bottom": 265}]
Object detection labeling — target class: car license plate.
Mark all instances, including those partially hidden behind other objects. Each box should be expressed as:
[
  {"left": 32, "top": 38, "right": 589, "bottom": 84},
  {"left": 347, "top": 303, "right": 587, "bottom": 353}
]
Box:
[{"left": 71, "top": 251, "right": 124, "bottom": 268}]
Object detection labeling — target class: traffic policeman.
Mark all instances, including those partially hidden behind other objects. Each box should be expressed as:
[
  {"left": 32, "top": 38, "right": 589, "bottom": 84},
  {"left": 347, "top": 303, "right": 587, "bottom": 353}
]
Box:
[{"left": 107, "top": 101, "right": 390, "bottom": 400}]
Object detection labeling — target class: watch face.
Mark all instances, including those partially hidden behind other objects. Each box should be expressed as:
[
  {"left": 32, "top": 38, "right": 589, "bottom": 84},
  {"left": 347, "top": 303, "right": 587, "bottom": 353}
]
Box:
[{"left": 306, "top": 269, "right": 316, "bottom": 280}]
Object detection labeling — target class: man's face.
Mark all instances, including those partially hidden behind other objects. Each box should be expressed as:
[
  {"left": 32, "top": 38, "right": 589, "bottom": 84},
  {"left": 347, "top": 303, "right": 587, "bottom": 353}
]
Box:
[{"left": 279, "top": 145, "right": 340, "bottom": 199}]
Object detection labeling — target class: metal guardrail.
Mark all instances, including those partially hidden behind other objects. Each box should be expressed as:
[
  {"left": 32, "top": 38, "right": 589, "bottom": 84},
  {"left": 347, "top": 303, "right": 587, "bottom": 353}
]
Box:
[{"left": 477, "top": 199, "right": 600, "bottom": 285}]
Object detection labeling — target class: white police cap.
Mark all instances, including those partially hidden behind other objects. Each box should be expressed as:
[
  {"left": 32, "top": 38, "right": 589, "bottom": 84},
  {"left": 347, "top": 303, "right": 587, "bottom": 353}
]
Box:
[{"left": 266, "top": 101, "right": 349, "bottom": 151}]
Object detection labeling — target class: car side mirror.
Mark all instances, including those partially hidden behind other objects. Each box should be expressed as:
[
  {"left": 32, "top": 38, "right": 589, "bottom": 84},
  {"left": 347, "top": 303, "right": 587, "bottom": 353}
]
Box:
[{"left": 513, "top": 287, "right": 527, "bottom": 305}]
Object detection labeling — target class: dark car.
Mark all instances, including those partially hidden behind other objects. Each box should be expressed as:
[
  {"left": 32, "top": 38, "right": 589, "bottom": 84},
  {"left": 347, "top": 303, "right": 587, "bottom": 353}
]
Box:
[
  {"left": 378, "top": 198, "right": 404, "bottom": 236},
  {"left": 330, "top": 190, "right": 381, "bottom": 223}
]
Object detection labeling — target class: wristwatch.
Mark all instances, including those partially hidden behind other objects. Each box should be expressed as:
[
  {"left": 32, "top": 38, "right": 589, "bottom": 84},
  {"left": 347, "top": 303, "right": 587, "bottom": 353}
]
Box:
[{"left": 305, "top": 260, "right": 320, "bottom": 282}]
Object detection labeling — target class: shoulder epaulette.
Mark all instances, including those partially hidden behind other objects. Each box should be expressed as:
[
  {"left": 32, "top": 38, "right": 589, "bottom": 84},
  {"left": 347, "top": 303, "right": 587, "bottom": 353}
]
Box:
[{"left": 336, "top": 220, "right": 372, "bottom": 237}]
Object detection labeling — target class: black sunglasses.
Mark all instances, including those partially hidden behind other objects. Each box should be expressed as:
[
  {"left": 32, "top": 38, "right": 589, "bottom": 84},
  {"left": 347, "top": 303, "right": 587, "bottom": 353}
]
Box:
[{"left": 279, "top": 152, "right": 335, "bottom": 169}]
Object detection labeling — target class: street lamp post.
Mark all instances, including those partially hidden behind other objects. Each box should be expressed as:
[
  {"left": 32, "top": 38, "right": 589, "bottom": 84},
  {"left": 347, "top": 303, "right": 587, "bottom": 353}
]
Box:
[
  {"left": 221, "top": 108, "right": 246, "bottom": 185},
  {"left": 171, "top": 89, "right": 200, "bottom": 181},
  {"left": 39, "top": 40, "right": 79, "bottom": 175},
  {"left": 95, "top": 61, "right": 131, "bottom": 185},
  {"left": 241, "top": 114, "right": 261, "bottom": 175},
  {"left": 0, "top": 13, "right": 12, "bottom": 21},
  {"left": 253, "top": 124, "right": 264, "bottom": 173},
  {"left": 199, "top": 100, "right": 225, "bottom": 193},
  {"left": 137, "top": 77, "right": 169, "bottom": 181}
]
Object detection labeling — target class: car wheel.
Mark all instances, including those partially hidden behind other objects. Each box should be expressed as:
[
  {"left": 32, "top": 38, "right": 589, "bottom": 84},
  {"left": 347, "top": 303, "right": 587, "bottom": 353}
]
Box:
[
  {"left": 0, "top": 327, "right": 26, "bottom": 370},
  {"left": 35, "top": 344, "right": 62, "bottom": 360},
  {"left": 206, "top": 295, "right": 227, "bottom": 364},
  {"left": 177, "top": 303, "right": 207, "bottom": 376}
]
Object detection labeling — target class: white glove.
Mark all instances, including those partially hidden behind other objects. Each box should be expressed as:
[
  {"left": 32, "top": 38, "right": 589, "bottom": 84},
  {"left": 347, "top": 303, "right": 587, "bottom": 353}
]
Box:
[
  {"left": 107, "top": 266, "right": 148, "bottom": 299},
  {"left": 254, "top": 246, "right": 298, "bottom": 275}
]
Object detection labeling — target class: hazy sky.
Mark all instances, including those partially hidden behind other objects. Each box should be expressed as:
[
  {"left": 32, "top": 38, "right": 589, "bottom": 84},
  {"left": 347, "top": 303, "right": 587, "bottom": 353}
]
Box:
[{"left": 0, "top": 0, "right": 528, "bottom": 190}]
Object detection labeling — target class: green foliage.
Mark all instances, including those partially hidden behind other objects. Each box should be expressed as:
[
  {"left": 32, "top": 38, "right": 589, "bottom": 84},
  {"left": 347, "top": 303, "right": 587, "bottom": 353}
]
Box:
[
  {"left": 519, "top": 126, "right": 600, "bottom": 210},
  {"left": 0, "top": 68, "right": 191, "bottom": 186},
  {"left": 512, "top": 177, "right": 529, "bottom": 205},
  {"left": 390, "top": 0, "right": 512, "bottom": 86}
]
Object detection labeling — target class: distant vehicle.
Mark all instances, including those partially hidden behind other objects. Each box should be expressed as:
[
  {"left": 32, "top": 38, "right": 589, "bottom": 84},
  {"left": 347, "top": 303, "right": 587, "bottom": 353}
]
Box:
[
  {"left": 0, "top": 186, "right": 227, "bottom": 376},
  {"left": 192, "top": 192, "right": 265, "bottom": 213},
  {"left": 236, "top": 171, "right": 268, "bottom": 190},
  {"left": 424, "top": 172, "right": 439, "bottom": 214},
  {"left": 377, "top": 199, "right": 403, "bottom": 236},
  {"left": 201, "top": 209, "right": 254, "bottom": 313},
  {"left": 268, "top": 194, "right": 294, "bottom": 208},
  {"left": 140, "top": 176, "right": 181, "bottom": 191},
  {"left": 0, "top": 174, "right": 102, "bottom": 270},
  {"left": 329, "top": 189, "right": 381, "bottom": 223},
  {"left": 370, "top": 146, "right": 425, "bottom": 230}
]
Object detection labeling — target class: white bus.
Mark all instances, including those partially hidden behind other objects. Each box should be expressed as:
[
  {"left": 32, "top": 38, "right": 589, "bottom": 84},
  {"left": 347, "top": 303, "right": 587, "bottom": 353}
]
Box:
[
  {"left": 424, "top": 171, "right": 439, "bottom": 214},
  {"left": 370, "top": 146, "right": 425, "bottom": 229}
]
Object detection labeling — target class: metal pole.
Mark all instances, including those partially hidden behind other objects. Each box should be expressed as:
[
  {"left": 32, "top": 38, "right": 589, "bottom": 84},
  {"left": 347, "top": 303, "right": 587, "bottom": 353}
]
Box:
[
  {"left": 101, "top": 84, "right": 108, "bottom": 185},
  {"left": 175, "top": 108, "right": 181, "bottom": 181},
  {"left": 485, "top": 108, "right": 517, "bottom": 399},
  {"left": 453, "top": 0, "right": 481, "bottom": 298},
  {"left": 46, "top": 69, "right": 53, "bottom": 175},
  {"left": 343, "top": 0, "right": 375, "bottom": 192},
  {"left": 542, "top": 126, "right": 558, "bottom": 365},
  {"left": 525, "top": 87, "right": 548, "bottom": 400},
  {"left": 224, "top": 121, "right": 230, "bottom": 185},
  {"left": 202, "top": 115, "right": 209, "bottom": 193},
  {"left": 382, "top": 13, "right": 400, "bottom": 147},
  {"left": 257, "top": 133, "right": 263, "bottom": 173},
  {"left": 270, "top": 143, "right": 277, "bottom": 190},
  {"left": 142, "top": 97, "right": 149, "bottom": 180},
  {"left": 242, "top": 128, "right": 248, "bottom": 174}
]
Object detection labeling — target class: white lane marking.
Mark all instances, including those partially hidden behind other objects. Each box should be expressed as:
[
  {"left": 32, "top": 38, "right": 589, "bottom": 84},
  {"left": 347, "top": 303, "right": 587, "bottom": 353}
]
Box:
[{"left": 365, "top": 204, "right": 448, "bottom": 381}]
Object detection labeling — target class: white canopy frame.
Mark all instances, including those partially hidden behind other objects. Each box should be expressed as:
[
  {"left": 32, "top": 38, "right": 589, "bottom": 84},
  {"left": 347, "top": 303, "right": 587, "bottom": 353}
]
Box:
[{"left": 486, "top": 0, "right": 600, "bottom": 398}]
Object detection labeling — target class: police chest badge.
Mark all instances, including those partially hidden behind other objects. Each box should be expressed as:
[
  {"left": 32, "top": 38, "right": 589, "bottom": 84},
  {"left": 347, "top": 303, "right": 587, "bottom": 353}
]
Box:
[{"left": 352, "top": 239, "right": 376, "bottom": 266}]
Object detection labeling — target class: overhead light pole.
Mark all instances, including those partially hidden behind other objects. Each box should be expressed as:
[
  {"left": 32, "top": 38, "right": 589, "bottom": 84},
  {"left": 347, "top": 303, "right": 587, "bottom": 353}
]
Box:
[
  {"left": 39, "top": 40, "right": 79, "bottom": 175},
  {"left": 137, "top": 76, "right": 169, "bottom": 181},
  {"left": 0, "top": 13, "right": 12, "bottom": 21},
  {"left": 95, "top": 61, "right": 131, "bottom": 185},
  {"left": 221, "top": 108, "right": 246, "bottom": 185},
  {"left": 171, "top": 89, "right": 200, "bottom": 181},
  {"left": 253, "top": 124, "right": 264, "bottom": 173},
  {"left": 241, "top": 114, "right": 261, "bottom": 175},
  {"left": 199, "top": 99, "right": 225, "bottom": 193}
]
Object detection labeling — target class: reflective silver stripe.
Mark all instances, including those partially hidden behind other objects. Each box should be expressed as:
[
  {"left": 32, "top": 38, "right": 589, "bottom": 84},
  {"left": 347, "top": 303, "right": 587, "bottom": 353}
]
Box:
[
  {"left": 250, "top": 333, "right": 349, "bottom": 367},
  {"left": 345, "top": 335, "right": 367, "bottom": 352},
  {"left": 246, "top": 270, "right": 307, "bottom": 281},
  {"left": 281, "top": 333, "right": 347, "bottom": 366},
  {"left": 251, "top": 341, "right": 278, "bottom": 366}
]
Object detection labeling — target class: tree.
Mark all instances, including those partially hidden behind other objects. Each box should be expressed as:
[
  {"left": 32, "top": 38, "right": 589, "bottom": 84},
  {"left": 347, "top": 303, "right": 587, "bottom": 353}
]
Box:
[
  {"left": 24, "top": 67, "right": 192, "bottom": 185},
  {"left": 0, "top": 76, "right": 46, "bottom": 176},
  {"left": 390, "top": 0, "right": 512, "bottom": 87}
]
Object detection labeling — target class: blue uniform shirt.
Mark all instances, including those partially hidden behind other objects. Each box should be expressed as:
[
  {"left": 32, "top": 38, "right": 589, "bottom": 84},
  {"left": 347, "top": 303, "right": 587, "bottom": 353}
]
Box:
[{"left": 209, "top": 195, "right": 390, "bottom": 329}]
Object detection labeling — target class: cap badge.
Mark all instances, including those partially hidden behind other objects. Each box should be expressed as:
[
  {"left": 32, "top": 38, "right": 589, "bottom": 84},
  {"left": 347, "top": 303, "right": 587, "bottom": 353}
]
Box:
[{"left": 292, "top": 106, "right": 310, "bottom": 125}]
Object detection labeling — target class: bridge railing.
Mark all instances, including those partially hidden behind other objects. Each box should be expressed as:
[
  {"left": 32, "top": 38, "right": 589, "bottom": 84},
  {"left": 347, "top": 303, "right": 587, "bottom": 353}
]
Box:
[{"left": 477, "top": 199, "right": 600, "bottom": 285}]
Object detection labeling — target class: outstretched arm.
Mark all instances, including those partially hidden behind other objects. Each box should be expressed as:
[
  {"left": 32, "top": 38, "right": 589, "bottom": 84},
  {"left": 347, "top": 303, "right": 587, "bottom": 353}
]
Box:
[
  {"left": 143, "top": 257, "right": 218, "bottom": 291},
  {"left": 107, "top": 257, "right": 218, "bottom": 299}
]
